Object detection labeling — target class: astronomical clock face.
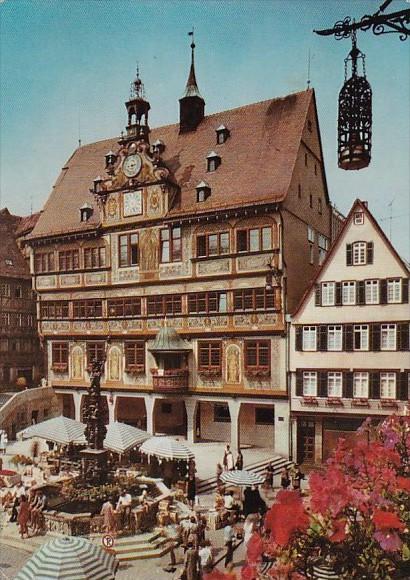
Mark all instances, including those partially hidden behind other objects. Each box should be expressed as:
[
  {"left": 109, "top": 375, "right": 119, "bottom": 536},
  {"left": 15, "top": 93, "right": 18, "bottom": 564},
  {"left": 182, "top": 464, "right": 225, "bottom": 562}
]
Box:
[
  {"left": 123, "top": 190, "right": 143, "bottom": 217},
  {"left": 122, "top": 154, "right": 142, "bottom": 178}
]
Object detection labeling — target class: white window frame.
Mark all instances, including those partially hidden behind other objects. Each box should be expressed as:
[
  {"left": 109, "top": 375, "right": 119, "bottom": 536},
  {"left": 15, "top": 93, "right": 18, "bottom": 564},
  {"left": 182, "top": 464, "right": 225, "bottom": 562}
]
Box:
[
  {"left": 353, "top": 325, "right": 369, "bottom": 351},
  {"left": 387, "top": 279, "right": 401, "bottom": 303},
  {"left": 309, "top": 243, "right": 314, "bottom": 265},
  {"left": 352, "top": 242, "right": 367, "bottom": 265},
  {"left": 328, "top": 372, "right": 343, "bottom": 398},
  {"left": 303, "top": 372, "right": 317, "bottom": 396},
  {"left": 381, "top": 324, "right": 396, "bottom": 351},
  {"left": 353, "top": 211, "right": 364, "bottom": 225},
  {"left": 307, "top": 226, "right": 315, "bottom": 243},
  {"left": 322, "top": 282, "right": 335, "bottom": 306},
  {"left": 365, "top": 280, "right": 379, "bottom": 304},
  {"left": 302, "top": 326, "right": 317, "bottom": 351},
  {"left": 353, "top": 372, "right": 369, "bottom": 398},
  {"left": 328, "top": 325, "right": 343, "bottom": 351},
  {"left": 380, "top": 372, "right": 396, "bottom": 400},
  {"left": 342, "top": 281, "right": 356, "bottom": 305}
]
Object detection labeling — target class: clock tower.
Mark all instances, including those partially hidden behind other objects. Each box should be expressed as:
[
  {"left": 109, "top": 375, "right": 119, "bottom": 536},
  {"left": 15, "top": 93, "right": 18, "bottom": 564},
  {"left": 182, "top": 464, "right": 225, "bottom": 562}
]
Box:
[{"left": 124, "top": 67, "right": 150, "bottom": 142}]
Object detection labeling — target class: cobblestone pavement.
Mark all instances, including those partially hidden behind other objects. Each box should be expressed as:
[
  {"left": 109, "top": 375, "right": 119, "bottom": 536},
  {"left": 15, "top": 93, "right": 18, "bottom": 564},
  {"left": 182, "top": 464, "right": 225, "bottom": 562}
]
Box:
[{"left": 0, "top": 529, "right": 246, "bottom": 580}]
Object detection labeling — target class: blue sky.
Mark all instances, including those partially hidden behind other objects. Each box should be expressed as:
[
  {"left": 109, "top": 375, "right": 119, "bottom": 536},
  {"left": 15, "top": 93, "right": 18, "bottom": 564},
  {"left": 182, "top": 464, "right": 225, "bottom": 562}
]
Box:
[{"left": 0, "top": 0, "right": 409, "bottom": 258}]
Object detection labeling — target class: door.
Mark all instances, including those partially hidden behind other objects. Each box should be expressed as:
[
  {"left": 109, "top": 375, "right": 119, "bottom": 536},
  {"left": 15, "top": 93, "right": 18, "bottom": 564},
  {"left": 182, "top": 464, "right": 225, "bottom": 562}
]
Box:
[{"left": 297, "top": 418, "right": 315, "bottom": 464}]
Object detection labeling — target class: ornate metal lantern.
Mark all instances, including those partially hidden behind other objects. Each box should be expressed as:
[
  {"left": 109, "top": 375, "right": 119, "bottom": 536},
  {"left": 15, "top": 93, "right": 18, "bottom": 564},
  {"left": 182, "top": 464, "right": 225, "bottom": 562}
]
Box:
[{"left": 338, "top": 34, "right": 372, "bottom": 170}]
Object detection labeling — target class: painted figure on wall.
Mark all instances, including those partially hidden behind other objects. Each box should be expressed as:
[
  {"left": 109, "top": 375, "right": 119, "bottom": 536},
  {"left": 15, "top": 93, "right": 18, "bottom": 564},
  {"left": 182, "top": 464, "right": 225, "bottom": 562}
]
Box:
[
  {"left": 108, "top": 347, "right": 121, "bottom": 381},
  {"left": 226, "top": 345, "right": 240, "bottom": 384},
  {"left": 140, "top": 229, "right": 159, "bottom": 271},
  {"left": 71, "top": 347, "right": 84, "bottom": 380}
]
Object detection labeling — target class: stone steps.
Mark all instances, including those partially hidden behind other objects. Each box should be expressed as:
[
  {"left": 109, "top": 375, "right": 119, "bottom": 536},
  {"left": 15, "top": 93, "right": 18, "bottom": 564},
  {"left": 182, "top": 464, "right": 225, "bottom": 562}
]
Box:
[
  {"left": 90, "top": 529, "right": 176, "bottom": 562},
  {"left": 197, "top": 454, "right": 292, "bottom": 494}
]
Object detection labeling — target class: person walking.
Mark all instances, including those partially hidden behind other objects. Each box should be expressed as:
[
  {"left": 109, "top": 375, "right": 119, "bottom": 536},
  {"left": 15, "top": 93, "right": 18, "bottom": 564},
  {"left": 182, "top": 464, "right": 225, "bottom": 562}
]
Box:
[
  {"left": 280, "top": 466, "right": 291, "bottom": 490},
  {"left": 198, "top": 539, "right": 214, "bottom": 574},
  {"left": 187, "top": 475, "right": 196, "bottom": 509},
  {"left": 265, "top": 462, "right": 274, "bottom": 488},
  {"left": 226, "top": 447, "right": 234, "bottom": 471},
  {"left": 183, "top": 541, "right": 200, "bottom": 580},
  {"left": 224, "top": 520, "right": 235, "bottom": 568},
  {"left": 216, "top": 462, "right": 223, "bottom": 486},
  {"left": 235, "top": 450, "right": 243, "bottom": 471},
  {"left": 100, "top": 497, "right": 117, "bottom": 535},
  {"left": 17, "top": 495, "right": 30, "bottom": 539}
]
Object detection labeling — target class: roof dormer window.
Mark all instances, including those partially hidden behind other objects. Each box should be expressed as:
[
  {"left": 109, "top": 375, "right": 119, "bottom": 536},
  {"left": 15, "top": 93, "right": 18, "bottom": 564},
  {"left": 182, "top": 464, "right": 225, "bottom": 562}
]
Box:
[
  {"left": 80, "top": 203, "right": 93, "bottom": 223},
  {"left": 215, "top": 125, "right": 230, "bottom": 145},
  {"left": 206, "top": 151, "right": 221, "bottom": 172},
  {"left": 196, "top": 181, "right": 211, "bottom": 203}
]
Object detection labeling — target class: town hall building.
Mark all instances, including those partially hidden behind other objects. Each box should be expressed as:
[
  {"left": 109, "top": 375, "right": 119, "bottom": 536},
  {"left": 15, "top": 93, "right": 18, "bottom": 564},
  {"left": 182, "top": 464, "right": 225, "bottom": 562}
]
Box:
[{"left": 26, "top": 43, "right": 334, "bottom": 458}]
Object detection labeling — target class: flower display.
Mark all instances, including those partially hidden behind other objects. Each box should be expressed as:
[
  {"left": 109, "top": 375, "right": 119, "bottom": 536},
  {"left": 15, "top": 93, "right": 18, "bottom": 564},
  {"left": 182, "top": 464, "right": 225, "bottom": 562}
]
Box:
[{"left": 239, "top": 415, "right": 409, "bottom": 579}]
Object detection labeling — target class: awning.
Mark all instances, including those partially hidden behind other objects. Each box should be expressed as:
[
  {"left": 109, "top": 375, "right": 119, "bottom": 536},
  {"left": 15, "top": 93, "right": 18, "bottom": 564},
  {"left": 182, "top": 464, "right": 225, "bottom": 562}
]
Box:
[
  {"left": 20, "top": 416, "right": 86, "bottom": 445},
  {"left": 15, "top": 536, "right": 118, "bottom": 580},
  {"left": 103, "top": 421, "right": 149, "bottom": 454}
]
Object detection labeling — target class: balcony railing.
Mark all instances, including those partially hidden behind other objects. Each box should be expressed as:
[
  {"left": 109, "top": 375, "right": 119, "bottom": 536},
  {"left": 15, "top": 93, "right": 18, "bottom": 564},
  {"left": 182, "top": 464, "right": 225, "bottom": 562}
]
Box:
[{"left": 151, "top": 368, "right": 189, "bottom": 393}]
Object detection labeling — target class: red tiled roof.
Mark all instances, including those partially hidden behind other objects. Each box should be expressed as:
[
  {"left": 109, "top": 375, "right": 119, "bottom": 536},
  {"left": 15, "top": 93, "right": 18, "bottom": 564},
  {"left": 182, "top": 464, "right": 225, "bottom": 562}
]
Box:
[
  {"left": 15, "top": 212, "right": 41, "bottom": 237},
  {"left": 0, "top": 209, "right": 31, "bottom": 279},
  {"left": 31, "top": 89, "right": 313, "bottom": 239}
]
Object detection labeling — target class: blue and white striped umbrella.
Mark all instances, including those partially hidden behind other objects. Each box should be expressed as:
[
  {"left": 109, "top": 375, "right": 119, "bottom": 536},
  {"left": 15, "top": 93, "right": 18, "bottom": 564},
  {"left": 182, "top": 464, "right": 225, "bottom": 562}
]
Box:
[
  {"left": 103, "top": 421, "right": 149, "bottom": 454},
  {"left": 220, "top": 469, "right": 265, "bottom": 487},
  {"left": 15, "top": 536, "right": 118, "bottom": 580}
]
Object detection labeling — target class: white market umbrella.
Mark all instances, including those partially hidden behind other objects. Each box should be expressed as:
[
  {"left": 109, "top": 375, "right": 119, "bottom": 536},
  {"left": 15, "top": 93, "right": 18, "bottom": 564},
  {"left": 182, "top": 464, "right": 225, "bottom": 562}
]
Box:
[
  {"left": 20, "top": 416, "right": 86, "bottom": 446},
  {"left": 220, "top": 469, "right": 265, "bottom": 487},
  {"left": 140, "top": 436, "right": 194, "bottom": 461},
  {"left": 15, "top": 535, "right": 118, "bottom": 580},
  {"left": 103, "top": 421, "right": 149, "bottom": 454}
]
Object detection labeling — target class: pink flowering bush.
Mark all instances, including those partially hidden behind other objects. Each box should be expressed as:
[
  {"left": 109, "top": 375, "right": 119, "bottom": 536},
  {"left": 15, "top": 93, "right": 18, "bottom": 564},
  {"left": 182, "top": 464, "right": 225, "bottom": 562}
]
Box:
[{"left": 233, "top": 415, "right": 410, "bottom": 579}]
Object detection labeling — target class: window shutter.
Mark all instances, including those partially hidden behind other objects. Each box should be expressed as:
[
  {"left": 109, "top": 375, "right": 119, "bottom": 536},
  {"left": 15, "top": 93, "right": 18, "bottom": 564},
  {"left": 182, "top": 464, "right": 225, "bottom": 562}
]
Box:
[
  {"left": 397, "top": 323, "right": 409, "bottom": 351},
  {"left": 318, "top": 326, "right": 328, "bottom": 351},
  {"left": 380, "top": 280, "right": 387, "bottom": 304},
  {"left": 343, "top": 372, "right": 353, "bottom": 398},
  {"left": 295, "top": 327, "right": 303, "bottom": 351},
  {"left": 398, "top": 372, "right": 409, "bottom": 401},
  {"left": 366, "top": 242, "right": 374, "bottom": 264},
  {"left": 357, "top": 281, "right": 365, "bottom": 305},
  {"left": 343, "top": 325, "right": 354, "bottom": 352},
  {"left": 296, "top": 371, "right": 303, "bottom": 396},
  {"left": 314, "top": 284, "right": 321, "bottom": 306},
  {"left": 370, "top": 324, "right": 381, "bottom": 351},
  {"left": 402, "top": 279, "right": 409, "bottom": 303},
  {"left": 346, "top": 244, "right": 352, "bottom": 266},
  {"left": 335, "top": 282, "right": 342, "bottom": 306},
  {"left": 318, "top": 372, "right": 328, "bottom": 397},
  {"left": 369, "top": 372, "right": 380, "bottom": 399}
]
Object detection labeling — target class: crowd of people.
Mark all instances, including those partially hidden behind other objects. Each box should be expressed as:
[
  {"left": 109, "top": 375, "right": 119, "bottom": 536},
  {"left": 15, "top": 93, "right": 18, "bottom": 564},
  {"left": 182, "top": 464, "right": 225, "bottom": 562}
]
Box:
[{"left": 2, "top": 482, "right": 48, "bottom": 539}]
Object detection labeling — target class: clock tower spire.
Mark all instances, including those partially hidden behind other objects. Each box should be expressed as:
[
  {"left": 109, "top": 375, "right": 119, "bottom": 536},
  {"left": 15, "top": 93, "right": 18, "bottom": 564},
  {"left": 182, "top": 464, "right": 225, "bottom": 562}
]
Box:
[
  {"left": 124, "top": 66, "right": 151, "bottom": 142},
  {"left": 179, "top": 30, "right": 205, "bottom": 133}
]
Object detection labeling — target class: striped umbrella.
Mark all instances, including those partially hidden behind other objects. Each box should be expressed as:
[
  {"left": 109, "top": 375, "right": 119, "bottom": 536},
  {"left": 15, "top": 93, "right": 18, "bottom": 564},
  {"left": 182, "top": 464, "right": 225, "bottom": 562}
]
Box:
[
  {"left": 140, "top": 436, "right": 195, "bottom": 461},
  {"left": 220, "top": 469, "right": 265, "bottom": 487},
  {"left": 104, "top": 421, "right": 149, "bottom": 454},
  {"left": 15, "top": 536, "right": 118, "bottom": 580},
  {"left": 20, "top": 416, "right": 86, "bottom": 445}
]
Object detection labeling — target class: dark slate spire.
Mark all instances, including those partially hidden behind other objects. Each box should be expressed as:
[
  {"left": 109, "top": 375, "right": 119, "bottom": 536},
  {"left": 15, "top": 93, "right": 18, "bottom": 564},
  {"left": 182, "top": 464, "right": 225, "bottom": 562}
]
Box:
[{"left": 179, "top": 30, "right": 205, "bottom": 133}]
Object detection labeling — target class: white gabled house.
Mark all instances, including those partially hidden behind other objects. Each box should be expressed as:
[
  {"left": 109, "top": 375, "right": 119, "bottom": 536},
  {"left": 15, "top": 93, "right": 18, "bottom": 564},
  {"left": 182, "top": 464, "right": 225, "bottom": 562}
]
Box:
[{"left": 289, "top": 199, "right": 409, "bottom": 465}]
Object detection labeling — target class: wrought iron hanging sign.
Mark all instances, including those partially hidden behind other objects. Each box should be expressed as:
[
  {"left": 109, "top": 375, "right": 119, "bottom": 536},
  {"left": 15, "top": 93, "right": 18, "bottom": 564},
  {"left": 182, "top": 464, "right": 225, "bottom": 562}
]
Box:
[{"left": 338, "top": 33, "right": 372, "bottom": 171}]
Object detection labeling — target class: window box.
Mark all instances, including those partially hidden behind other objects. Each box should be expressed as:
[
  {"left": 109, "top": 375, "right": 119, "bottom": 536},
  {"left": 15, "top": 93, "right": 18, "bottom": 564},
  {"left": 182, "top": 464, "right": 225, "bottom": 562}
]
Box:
[
  {"left": 379, "top": 399, "right": 398, "bottom": 409},
  {"left": 245, "top": 368, "right": 270, "bottom": 378},
  {"left": 326, "top": 397, "right": 344, "bottom": 406},
  {"left": 351, "top": 398, "right": 370, "bottom": 407},
  {"left": 198, "top": 368, "right": 222, "bottom": 378},
  {"left": 302, "top": 396, "right": 319, "bottom": 406},
  {"left": 51, "top": 363, "right": 68, "bottom": 373},
  {"left": 125, "top": 364, "right": 145, "bottom": 374}
]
